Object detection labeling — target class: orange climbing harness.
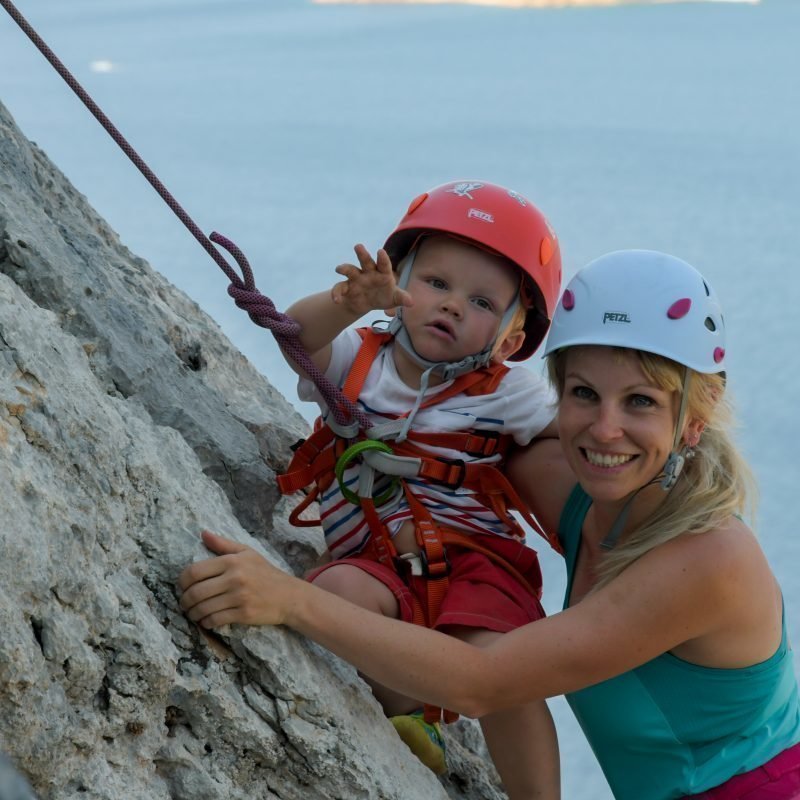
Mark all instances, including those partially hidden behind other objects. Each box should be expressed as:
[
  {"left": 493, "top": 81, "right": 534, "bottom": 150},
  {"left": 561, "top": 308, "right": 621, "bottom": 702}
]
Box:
[{"left": 277, "top": 329, "right": 562, "bottom": 723}]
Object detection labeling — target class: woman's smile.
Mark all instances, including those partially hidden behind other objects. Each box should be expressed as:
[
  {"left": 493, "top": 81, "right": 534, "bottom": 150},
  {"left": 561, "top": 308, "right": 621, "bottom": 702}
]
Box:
[{"left": 581, "top": 448, "right": 637, "bottom": 469}]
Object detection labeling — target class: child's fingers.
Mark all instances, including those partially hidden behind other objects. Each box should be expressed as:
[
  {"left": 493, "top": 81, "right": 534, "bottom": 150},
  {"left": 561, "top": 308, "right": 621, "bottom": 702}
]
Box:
[
  {"left": 395, "top": 288, "right": 414, "bottom": 308},
  {"left": 335, "top": 263, "right": 360, "bottom": 280},
  {"left": 331, "top": 280, "right": 349, "bottom": 303},
  {"left": 375, "top": 248, "right": 393, "bottom": 274},
  {"left": 353, "top": 243, "right": 377, "bottom": 271}
]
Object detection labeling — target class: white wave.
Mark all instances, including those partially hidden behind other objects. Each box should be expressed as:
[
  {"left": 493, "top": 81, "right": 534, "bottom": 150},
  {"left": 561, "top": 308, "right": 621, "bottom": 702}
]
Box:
[{"left": 89, "top": 60, "right": 116, "bottom": 74}]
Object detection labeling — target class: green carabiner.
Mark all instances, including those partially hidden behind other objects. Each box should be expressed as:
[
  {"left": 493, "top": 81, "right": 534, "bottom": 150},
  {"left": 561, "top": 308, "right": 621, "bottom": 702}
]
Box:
[{"left": 335, "top": 439, "right": 399, "bottom": 506}]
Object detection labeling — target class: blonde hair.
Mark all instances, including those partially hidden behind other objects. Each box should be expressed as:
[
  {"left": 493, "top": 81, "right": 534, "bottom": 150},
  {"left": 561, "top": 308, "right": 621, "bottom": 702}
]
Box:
[
  {"left": 492, "top": 299, "right": 528, "bottom": 358},
  {"left": 547, "top": 347, "right": 758, "bottom": 589}
]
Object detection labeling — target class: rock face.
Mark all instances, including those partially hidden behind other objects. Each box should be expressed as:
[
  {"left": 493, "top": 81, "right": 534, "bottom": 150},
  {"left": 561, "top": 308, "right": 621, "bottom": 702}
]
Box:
[{"left": 0, "top": 100, "right": 505, "bottom": 800}]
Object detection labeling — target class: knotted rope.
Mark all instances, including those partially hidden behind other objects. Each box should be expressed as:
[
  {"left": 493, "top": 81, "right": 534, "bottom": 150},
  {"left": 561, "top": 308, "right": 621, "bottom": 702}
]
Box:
[{"left": 1, "top": 0, "right": 370, "bottom": 430}]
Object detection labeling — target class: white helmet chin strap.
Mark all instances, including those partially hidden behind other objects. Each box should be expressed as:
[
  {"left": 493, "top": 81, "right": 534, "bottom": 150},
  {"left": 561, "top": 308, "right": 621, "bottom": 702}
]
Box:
[
  {"left": 600, "top": 369, "right": 693, "bottom": 551},
  {"left": 377, "top": 246, "right": 521, "bottom": 442},
  {"left": 660, "top": 370, "right": 693, "bottom": 491}
]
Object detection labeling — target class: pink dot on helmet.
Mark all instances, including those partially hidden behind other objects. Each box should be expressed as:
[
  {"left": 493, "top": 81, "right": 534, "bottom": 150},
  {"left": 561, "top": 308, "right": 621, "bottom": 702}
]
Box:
[
  {"left": 714, "top": 347, "right": 725, "bottom": 363},
  {"left": 562, "top": 290, "right": 575, "bottom": 311},
  {"left": 667, "top": 298, "right": 692, "bottom": 319}
]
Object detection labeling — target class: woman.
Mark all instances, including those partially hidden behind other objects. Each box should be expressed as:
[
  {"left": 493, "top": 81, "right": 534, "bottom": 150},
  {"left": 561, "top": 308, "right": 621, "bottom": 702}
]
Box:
[{"left": 179, "top": 250, "right": 800, "bottom": 799}]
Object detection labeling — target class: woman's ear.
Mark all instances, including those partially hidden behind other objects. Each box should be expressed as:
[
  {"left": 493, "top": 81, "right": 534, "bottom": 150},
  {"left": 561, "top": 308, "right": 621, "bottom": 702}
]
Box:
[{"left": 683, "top": 418, "right": 706, "bottom": 448}]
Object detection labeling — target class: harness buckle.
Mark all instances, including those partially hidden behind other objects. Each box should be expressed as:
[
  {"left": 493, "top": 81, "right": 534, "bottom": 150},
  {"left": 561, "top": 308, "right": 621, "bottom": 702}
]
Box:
[
  {"left": 420, "top": 458, "right": 467, "bottom": 490},
  {"left": 395, "top": 550, "right": 451, "bottom": 580},
  {"left": 419, "top": 548, "right": 451, "bottom": 580},
  {"left": 396, "top": 552, "right": 424, "bottom": 577},
  {"left": 464, "top": 430, "right": 501, "bottom": 457}
]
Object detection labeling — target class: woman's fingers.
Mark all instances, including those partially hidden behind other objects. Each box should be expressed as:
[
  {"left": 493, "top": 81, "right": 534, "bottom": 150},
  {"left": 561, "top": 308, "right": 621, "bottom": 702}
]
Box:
[
  {"left": 179, "top": 570, "right": 227, "bottom": 611},
  {"left": 196, "top": 607, "right": 249, "bottom": 630},
  {"left": 178, "top": 533, "right": 296, "bottom": 629},
  {"left": 200, "top": 529, "right": 248, "bottom": 555},
  {"left": 181, "top": 574, "right": 238, "bottom": 623},
  {"left": 177, "top": 551, "right": 228, "bottom": 593}
]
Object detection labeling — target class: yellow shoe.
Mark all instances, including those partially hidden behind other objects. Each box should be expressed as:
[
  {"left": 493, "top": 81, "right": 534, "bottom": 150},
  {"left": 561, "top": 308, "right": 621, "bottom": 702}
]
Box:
[{"left": 390, "top": 711, "right": 447, "bottom": 775}]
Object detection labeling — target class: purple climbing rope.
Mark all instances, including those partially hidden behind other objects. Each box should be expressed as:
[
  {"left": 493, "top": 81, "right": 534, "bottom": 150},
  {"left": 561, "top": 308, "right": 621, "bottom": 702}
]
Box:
[{"left": 1, "top": 0, "right": 370, "bottom": 431}]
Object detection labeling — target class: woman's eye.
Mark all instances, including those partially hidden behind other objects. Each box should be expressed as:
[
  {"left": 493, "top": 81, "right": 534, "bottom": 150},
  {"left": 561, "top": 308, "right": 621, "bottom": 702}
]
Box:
[
  {"left": 630, "top": 394, "right": 655, "bottom": 408},
  {"left": 572, "top": 385, "right": 596, "bottom": 401}
]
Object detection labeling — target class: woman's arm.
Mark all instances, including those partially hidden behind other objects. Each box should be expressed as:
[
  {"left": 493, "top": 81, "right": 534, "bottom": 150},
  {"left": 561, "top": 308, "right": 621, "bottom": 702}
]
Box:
[
  {"left": 506, "top": 436, "right": 575, "bottom": 539},
  {"left": 179, "top": 522, "right": 756, "bottom": 718}
]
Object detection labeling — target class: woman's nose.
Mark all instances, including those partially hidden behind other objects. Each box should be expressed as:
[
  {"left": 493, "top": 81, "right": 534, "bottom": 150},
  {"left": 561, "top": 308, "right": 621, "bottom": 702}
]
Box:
[{"left": 589, "top": 404, "right": 624, "bottom": 442}]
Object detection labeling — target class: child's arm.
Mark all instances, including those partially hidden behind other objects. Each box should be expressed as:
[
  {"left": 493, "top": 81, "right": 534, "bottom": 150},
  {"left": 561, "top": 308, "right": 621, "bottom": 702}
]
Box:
[{"left": 283, "top": 244, "right": 412, "bottom": 374}]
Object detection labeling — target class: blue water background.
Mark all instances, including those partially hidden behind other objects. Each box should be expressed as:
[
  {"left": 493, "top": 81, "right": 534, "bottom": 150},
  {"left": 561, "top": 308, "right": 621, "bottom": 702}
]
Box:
[{"left": 2, "top": 1, "right": 799, "bottom": 796}]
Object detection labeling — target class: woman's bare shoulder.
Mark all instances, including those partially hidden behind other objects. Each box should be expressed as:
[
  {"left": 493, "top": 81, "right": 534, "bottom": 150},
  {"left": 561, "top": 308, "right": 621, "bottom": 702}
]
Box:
[
  {"left": 648, "top": 516, "right": 781, "bottom": 665},
  {"left": 659, "top": 515, "right": 765, "bottom": 579}
]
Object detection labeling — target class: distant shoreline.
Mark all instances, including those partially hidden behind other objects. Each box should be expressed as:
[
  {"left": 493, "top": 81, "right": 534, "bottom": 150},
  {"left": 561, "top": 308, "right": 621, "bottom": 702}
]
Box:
[{"left": 313, "top": 0, "right": 760, "bottom": 7}]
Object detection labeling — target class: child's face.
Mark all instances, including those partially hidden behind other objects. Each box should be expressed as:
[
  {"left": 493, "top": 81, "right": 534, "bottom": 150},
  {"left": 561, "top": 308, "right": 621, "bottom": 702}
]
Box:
[{"left": 399, "top": 236, "right": 521, "bottom": 365}]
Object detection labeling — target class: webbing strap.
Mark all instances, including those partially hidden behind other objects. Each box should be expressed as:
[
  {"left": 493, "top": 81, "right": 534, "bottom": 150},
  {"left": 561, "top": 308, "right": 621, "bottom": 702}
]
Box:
[
  {"left": 343, "top": 329, "right": 391, "bottom": 401},
  {"left": 360, "top": 499, "right": 397, "bottom": 568},
  {"left": 287, "top": 486, "right": 322, "bottom": 528},
  {"left": 440, "top": 529, "right": 540, "bottom": 598},
  {"left": 277, "top": 444, "right": 337, "bottom": 495},
  {"left": 405, "top": 430, "right": 507, "bottom": 458},
  {"left": 349, "top": 329, "right": 510, "bottom": 429},
  {"left": 397, "top": 488, "right": 457, "bottom": 726}
]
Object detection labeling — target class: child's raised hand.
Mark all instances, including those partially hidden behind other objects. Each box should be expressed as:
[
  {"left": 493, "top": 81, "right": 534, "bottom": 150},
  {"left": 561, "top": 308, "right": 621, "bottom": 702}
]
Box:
[{"left": 331, "top": 244, "right": 413, "bottom": 315}]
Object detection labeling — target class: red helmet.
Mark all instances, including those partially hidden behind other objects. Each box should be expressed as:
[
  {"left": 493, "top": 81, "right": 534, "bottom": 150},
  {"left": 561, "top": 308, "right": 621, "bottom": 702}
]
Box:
[{"left": 383, "top": 180, "right": 561, "bottom": 361}]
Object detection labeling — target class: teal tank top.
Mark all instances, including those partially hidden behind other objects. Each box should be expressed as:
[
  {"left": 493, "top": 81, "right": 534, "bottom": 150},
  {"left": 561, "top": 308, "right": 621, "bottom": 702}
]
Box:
[{"left": 560, "top": 485, "right": 800, "bottom": 799}]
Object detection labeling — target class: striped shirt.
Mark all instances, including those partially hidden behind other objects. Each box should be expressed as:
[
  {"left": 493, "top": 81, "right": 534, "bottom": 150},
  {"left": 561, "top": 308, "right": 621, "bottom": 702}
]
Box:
[{"left": 298, "top": 328, "right": 556, "bottom": 560}]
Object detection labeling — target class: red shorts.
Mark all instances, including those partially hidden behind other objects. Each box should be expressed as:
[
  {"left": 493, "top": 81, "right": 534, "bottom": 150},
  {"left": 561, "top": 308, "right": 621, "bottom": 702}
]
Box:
[
  {"left": 307, "top": 533, "right": 545, "bottom": 632},
  {"left": 685, "top": 742, "right": 800, "bottom": 799}
]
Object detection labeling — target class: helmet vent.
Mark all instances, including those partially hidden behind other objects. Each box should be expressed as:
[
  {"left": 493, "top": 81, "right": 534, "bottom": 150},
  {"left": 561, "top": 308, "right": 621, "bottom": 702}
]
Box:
[
  {"left": 562, "top": 289, "right": 575, "bottom": 311},
  {"left": 540, "top": 236, "right": 554, "bottom": 267},
  {"left": 667, "top": 298, "right": 692, "bottom": 319},
  {"left": 406, "top": 193, "right": 428, "bottom": 216},
  {"left": 704, "top": 317, "right": 717, "bottom": 332},
  {"left": 703, "top": 280, "right": 711, "bottom": 297}
]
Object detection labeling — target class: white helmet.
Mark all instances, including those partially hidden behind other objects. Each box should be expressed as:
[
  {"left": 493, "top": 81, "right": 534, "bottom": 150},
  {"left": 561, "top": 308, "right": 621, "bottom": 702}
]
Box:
[{"left": 544, "top": 250, "right": 726, "bottom": 374}]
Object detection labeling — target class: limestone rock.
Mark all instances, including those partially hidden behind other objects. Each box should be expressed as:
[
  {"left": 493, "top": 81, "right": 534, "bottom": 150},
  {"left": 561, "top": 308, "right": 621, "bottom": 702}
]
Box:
[{"left": 0, "top": 99, "right": 504, "bottom": 799}]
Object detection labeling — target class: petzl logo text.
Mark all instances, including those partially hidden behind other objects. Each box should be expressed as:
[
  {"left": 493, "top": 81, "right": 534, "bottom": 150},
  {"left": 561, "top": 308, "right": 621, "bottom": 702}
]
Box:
[
  {"left": 603, "top": 312, "right": 631, "bottom": 324},
  {"left": 468, "top": 208, "right": 494, "bottom": 223}
]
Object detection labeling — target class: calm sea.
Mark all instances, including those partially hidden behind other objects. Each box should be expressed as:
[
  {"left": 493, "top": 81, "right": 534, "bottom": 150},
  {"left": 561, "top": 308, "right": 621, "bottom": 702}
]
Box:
[{"left": 2, "top": 1, "right": 798, "bottom": 796}]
